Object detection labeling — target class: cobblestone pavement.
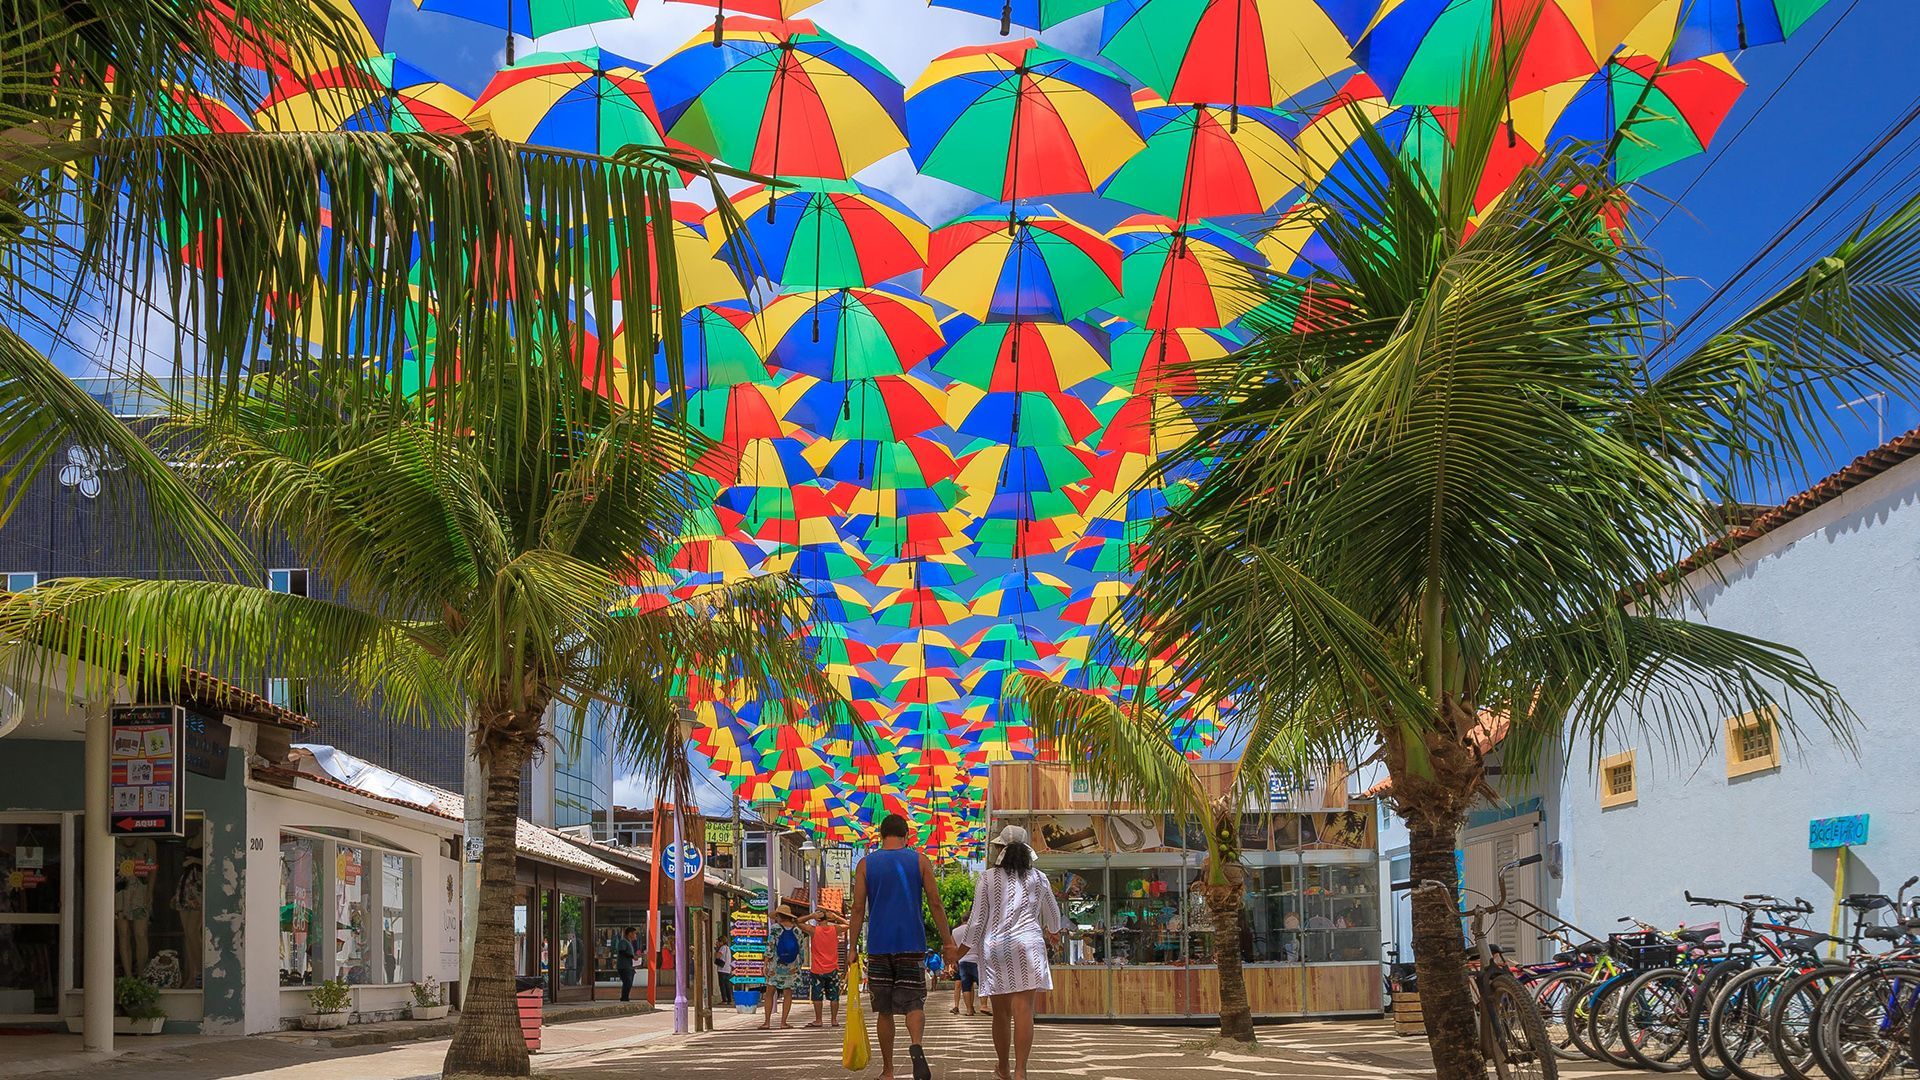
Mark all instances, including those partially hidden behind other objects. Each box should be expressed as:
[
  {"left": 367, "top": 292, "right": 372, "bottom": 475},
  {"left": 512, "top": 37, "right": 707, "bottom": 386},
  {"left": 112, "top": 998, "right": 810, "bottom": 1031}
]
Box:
[{"left": 5, "top": 1010, "right": 1468, "bottom": 1080}]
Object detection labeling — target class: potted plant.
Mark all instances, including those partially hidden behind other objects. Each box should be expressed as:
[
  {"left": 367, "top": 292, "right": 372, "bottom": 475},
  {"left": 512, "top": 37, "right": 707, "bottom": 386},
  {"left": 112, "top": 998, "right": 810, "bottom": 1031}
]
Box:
[
  {"left": 408, "top": 977, "right": 448, "bottom": 1020},
  {"left": 301, "top": 978, "right": 352, "bottom": 1030},
  {"left": 114, "top": 976, "right": 167, "bottom": 1034}
]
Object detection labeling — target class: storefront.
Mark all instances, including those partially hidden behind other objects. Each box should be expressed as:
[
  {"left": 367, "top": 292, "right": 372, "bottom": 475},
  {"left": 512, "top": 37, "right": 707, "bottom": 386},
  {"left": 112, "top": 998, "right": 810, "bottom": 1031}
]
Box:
[{"left": 987, "top": 761, "right": 1383, "bottom": 1021}]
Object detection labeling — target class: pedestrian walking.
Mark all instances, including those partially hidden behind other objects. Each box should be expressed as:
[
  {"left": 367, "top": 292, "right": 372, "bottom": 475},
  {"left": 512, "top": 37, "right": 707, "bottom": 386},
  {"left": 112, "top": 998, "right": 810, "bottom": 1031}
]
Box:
[
  {"left": 615, "top": 926, "right": 639, "bottom": 1002},
  {"left": 949, "top": 920, "right": 980, "bottom": 1016},
  {"left": 956, "top": 825, "right": 1060, "bottom": 1080},
  {"left": 760, "top": 909, "right": 806, "bottom": 1029},
  {"left": 802, "top": 907, "right": 848, "bottom": 1027},
  {"left": 849, "top": 813, "right": 958, "bottom": 1080}
]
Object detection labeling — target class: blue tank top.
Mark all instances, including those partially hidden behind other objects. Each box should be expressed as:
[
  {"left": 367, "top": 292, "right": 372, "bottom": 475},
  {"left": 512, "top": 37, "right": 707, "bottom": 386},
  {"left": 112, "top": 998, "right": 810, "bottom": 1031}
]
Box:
[{"left": 864, "top": 847, "right": 926, "bottom": 956}]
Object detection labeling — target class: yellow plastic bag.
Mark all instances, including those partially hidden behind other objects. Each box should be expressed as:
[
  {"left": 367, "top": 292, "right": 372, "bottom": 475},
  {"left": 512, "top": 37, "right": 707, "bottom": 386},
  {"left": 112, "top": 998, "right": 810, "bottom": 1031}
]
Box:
[{"left": 842, "top": 956, "right": 871, "bottom": 1071}]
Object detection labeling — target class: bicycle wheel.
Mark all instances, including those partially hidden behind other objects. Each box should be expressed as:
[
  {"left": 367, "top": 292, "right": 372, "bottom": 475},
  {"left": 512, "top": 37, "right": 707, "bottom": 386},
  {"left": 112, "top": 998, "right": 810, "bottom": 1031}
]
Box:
[
  {"left": 1817, "top": 965, "right": 1920, "bottom": 1080},
  {"left": 1589, "top": 976, "right": 1639, "bottom": 1067},
  {"left": 1486, "top": 970, "right": 1560, "bottom": 1080},
  {"left": 1533, "top": 970, "right": 1589, "bottom": 1061},
  {"left": 1695, "top": 957, "right": 1761, "bottom": 1080},
  {"left": 1768, "top": 965, "right": 1850, "bottom": 1080},
  {"left": 1565, "top": 978, "right": 1611, "bottom": 1062},
  {"left": 1713, "top": 966, "right": 1792, "bottom": 1080},
  {"left": 1625, "top": 967, "right": 1700, "bottom": 1071}
]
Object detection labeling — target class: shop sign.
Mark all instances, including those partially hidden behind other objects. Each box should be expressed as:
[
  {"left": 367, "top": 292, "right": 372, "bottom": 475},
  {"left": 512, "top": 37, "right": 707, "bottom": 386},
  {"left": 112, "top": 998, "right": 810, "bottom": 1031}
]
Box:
[
  {"left": 109, "top": 704, "right": 183, "bottom": 837},
  {"left": 823, "top": 847, "right": 853, "bottom": 888},
  {"left": 14, "top": 846, "right": 43, "bottom": 870},
  {"left": 704, "top": 821, "right": 737, "bottom": 846},
  {"left": 1066, "top": 774, "right": 1111, "bottom": 803},
  {"left": 1809, "top": 815, "right": 1869, "bottom": 849},
  {"left": 662, "top": 840, "right": 703, "bottom": 881},
  {"left": 182, "top": 711, "right": 231, "bottom": 779},
  {"left": 730, "top": 907, "right": 767, "bottom": 984}
]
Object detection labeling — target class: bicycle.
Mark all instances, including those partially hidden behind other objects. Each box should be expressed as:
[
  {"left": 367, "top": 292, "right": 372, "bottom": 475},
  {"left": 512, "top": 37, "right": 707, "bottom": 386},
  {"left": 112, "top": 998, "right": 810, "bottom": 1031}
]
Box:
[
  {"left": 1763, "top": 888, "right": 1908, "bottom": 1080},
  {"left": 1414, "top": 853, "right": 1559, "bottom": 1080},
  {"left": 1811, "top": 881, "right": 1920, "bottom": 1080}
]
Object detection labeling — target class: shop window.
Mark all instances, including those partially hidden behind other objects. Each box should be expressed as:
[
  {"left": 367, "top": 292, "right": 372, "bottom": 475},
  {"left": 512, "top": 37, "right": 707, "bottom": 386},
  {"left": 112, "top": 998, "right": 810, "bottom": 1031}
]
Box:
[
  {"left": 1725, "top": 708, "right": 1782, "bottom": 778},
  {"left": 1599, "top": 750, "right": 1638, "bottom": 808},
  {"left": 555, "top": 893, "right": 590, "bottom": 989},
  {"left": 281, "top": 835, "right": 319, "bottom": 985},
  {"left": 380, "top": 854, "right": 409, "bottom": 985},
  {"left": 2, "top": 572, "right": 37, "bottom": 592},
  {"left": 70, "top": 819, "right": 206, "bottom": 989},
  {"left": 1298, "top": 864, "right": 1379, "bottom": 963},
  {"left": 1045, "top": 865, "right": 1107, "bottom": 965},
  {"left": 0, "top": 820, "right": 62, "bottom": 1016},
  {"left": 1108, "top": 866, "right": 1183, "bottom": 965},
  {"left": 334, "top": 845, "right": 372, "bottom": 982}
]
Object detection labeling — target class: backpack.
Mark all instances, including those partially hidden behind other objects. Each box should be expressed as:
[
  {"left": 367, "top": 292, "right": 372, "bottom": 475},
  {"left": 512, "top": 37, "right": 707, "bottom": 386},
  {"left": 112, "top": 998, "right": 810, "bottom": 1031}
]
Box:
[{"left": 775, "top": 926, "right": 801, "bottom": 964}]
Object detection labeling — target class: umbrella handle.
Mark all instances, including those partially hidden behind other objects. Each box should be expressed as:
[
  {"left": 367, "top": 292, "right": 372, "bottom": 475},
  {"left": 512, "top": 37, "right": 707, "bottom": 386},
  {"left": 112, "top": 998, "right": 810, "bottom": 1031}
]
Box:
[{"left": 1000, "top": 2, "right": 1012, "bottom": 36}]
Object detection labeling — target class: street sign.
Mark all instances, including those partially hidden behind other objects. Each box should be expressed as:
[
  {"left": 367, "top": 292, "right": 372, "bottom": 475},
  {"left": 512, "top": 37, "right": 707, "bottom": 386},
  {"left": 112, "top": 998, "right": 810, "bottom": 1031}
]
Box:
[
  {"left": 110, "top": 704, "right": 183, "bottom": 837},
  {"left": 182, "top": 711, "right": 231, "bottom": 779},
  {"left": 662, "top": 840, "right": 703, "bottom": 881},
  {"left": 1809, "top": 815, "right": 1869, "bottom": 849}
]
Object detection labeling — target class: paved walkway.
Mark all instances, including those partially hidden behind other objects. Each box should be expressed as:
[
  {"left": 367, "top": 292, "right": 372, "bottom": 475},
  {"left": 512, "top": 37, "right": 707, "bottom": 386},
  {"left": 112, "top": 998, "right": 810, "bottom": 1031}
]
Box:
[{"left": 2, "top": 1009, "right": 1446, "bottom": 1080}]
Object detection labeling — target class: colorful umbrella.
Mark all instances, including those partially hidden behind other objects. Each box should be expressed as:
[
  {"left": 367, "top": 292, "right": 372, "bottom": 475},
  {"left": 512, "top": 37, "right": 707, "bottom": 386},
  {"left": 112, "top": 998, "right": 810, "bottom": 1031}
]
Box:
[
  {"left": 649, "top": 18, "right": 908, "bottom": 178},
  {"left": 906, "top": 39, "right": 1143, "bottom": 204},
  {"left": 257, "top": 55, "right": 472, "bottom": 133},
  {"left": 1105, "top": 326, "right": 1240, "bottom": 394},
  {"left": 874, "top": 585, "right": 973, "bottom": 627},
  {"left": 1511, "top": 53, "right": 1744, "bottom": 182},
  {"left": 807, "top": 435, "right": 960, "bottom": 487},
  {"left": 929, "top": 0, "right": 1108, "bottom": 35},
  {"left": 1352, "top": 0, "right": 1610, "bottom": 106},
  {"left": 1099, "top": 0, "right": 1356, "bottom": 115},
  {"left": 949, "top": 385, "right": 1100, "bottom": 447},
  {"left": 1101, "top": 94, "right": 1302, "bottom": 219},
  {"left": 1109, "top": 216, "right": 1266, "bottom": 329},
  {"left": 779, "top": 375, "right": 948, "bottom": 441},
  {"left": 666, "top": 0, "right": 826, "bottom": 44},
  {"left": 923, "top": 208, "right": 1121, "bottom": 321},
  {"left": 753, "top": 287, "right": 945, "bottom": 380},
  {"left": 969, "top": 570, "right": 1073, "bottom": 616},
  {"left": 414, "top": 0, "right": 643, "bottom": 62},
  {"left": 934, "top": 320, "right": 1110, "bottom": 392},
  {"left": 468, "top": 48, "right": 671, "bottom": 158},
  {"left": 1640, "top": 0, "right": 1834, "bottom": 61},
  {"left": 712, "top": 178, "right": 928, "bottom": 287}
]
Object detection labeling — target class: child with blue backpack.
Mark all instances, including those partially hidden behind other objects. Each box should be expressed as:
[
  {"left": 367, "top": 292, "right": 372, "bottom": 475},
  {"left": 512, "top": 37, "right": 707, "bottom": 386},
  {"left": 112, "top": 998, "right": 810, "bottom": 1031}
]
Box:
[{"left": 759, "top": 909, "right": 807, "bottom": 1029}]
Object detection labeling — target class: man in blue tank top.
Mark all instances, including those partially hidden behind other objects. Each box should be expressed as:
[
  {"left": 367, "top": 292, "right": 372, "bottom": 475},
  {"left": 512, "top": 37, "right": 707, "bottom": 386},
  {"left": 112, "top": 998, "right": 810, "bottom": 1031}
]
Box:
[{"left": 849, "top": 813, "right": 957, "bottom": 1080}]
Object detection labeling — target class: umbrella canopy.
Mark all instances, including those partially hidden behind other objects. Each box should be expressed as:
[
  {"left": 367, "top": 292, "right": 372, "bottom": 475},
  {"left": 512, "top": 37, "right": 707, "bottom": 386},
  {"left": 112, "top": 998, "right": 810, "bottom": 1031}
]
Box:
[
  {"left": 649, "top": 18, "right": 908, "bottom": 178},
  {"left": 1101, "top": 94, "right": 1302, "bottom": 219},
  {"left": 906, "top": 39, "right": 1143, "bottom": 203},
  {"left": 780, "top": 375, "right": 948, "bottom": 441},
  {"left": 1109, "top": 216, "right": 1267, "bottom": 329},
  {"left": 1639, "top": 0, "right": 1834, "bottom": 61},
  {"left": 924, "top": 207, "right": 1121, "bottom": 321},
  {"left": 415, "top": 0, "right": 643, "bottom": 44},
  {"left": 934, "top": 320, "right": 1110, "bottom": 392},
  {"left": 1105, "top": 325, "right": 1240, "bottom": 394},
  {"left": 1352, "top": 0, "right": 1610, "bottom": 106},
  {"left": 468, "top": 48, "right": 670, "bottom": 157},
  {"left": 949, "top": 384, "right": 1101, "bottom": 447},
  {"left": 1100, "top": 0, "right": 1355, "bottom": 113},
  {"left": 929, "top": 0, "right": 1108, "bottom": 35},
  {"left": 1511, "top": 53, "right": 1744, "bottom": 182},
  {"left": 753, "top": 287, "right": 946, "bottom": 380},
  {"left": 714, "top": 178, "right": 928, "bottom": 288},
  {"left": 257, "top": 54, "right": 472, "bottom": 133}
]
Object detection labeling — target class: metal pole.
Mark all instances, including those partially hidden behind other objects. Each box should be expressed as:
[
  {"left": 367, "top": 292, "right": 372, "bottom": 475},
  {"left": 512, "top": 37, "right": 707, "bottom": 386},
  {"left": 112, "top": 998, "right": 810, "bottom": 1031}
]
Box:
[
  {"left": 672, "top": 788, "right": 690, "bottom": 1034},
  {"left": 83, "top": 704, "right": 113, "bottom": 1052}
]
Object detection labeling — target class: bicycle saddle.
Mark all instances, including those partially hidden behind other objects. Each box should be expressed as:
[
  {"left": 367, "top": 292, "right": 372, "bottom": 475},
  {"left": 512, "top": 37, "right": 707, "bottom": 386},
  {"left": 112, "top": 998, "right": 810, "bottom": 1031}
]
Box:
[
  {"left": 1863, "top": 925, "right": 1908, "bottom": 942},
  {"left": 1675, "top": 928, "right": 1719, "bottom": 945}
]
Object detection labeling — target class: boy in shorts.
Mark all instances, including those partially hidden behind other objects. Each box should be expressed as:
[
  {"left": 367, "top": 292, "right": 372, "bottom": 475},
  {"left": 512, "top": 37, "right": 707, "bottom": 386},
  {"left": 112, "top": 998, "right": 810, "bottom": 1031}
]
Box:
[{"left": 802, "top": 907, "right": 847, "bottom": 1027}]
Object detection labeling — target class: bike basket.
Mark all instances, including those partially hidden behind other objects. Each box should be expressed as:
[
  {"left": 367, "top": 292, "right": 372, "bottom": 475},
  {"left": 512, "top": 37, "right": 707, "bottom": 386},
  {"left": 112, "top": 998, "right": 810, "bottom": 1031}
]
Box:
[{"left": 1608, "top": 932, "right": 1676, "bottom": 970}]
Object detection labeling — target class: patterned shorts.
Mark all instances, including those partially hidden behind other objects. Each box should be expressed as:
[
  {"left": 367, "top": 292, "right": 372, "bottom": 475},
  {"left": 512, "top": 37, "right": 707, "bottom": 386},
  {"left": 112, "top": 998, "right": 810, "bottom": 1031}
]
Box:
[
  {"left": 768, "top": 960, "right": 802, "bottom": 992},
  {"left": 866, "top": 952, "right": 927, "bottom": 1016},
  {"left": 808, "top": 970, "right": 841, "bottom": 1002}
]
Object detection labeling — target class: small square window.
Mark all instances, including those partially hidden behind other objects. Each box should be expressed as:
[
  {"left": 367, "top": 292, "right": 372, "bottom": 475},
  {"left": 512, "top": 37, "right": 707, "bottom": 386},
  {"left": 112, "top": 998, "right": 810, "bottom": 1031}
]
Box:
[
  {"left": 3, "top": 572, "right": 37, "bottom": 592},
  {"left": 268, "top": 569, "right": 309, "bottom": 596},
  {"left": 1725, "top": 708, "right": 1782, "bottom": 779},
  {"left": 1599, "top": 750, "right": 1637, "bottom": 809}
]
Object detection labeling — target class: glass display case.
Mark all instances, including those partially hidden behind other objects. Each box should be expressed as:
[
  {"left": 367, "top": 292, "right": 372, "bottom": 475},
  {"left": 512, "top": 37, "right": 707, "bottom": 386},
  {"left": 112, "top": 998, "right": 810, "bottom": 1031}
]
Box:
[{"left": 1297, "top": 864, "right": 1380, "bottom": 963}]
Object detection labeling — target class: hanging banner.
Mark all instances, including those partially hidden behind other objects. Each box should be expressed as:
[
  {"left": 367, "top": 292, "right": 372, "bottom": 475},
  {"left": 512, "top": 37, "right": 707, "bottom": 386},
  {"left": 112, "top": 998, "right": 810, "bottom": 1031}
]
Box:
[
  {"left": 823, "top": 847, "right": 854, "bottom": 889},
  {"left": 109, "top": 704, "right": 183, "bottom": 837}
]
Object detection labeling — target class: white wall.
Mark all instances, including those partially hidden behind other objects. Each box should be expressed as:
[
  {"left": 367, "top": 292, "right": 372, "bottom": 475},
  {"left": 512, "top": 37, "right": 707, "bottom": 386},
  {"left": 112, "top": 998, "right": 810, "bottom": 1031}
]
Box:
[
  {"left": 243, "top": 781, "right": 460, "bottom": 1032},
  {"left": 1555, "top": 459, "right": 1920, "bottom": 936}
]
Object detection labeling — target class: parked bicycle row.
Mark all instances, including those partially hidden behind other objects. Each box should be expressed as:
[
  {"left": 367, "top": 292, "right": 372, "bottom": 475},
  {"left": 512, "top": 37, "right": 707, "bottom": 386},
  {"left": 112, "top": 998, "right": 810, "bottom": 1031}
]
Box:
[{"left": 1416, "top": 858, "right": 1920, "bottom": 1080}]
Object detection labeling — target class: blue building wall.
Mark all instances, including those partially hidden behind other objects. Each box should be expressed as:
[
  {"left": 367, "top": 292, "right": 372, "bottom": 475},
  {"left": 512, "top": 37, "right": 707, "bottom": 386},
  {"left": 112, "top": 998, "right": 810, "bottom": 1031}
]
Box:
[{"left": 1551, "top": 457, "right": 1920, "bottom": 933}]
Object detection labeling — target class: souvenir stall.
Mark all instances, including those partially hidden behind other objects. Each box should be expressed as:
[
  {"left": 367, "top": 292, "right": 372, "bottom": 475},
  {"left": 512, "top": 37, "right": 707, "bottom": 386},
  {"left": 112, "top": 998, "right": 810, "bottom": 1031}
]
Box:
[{"left": 986, "top": 761, "right": 1382, "bottom": 1021}]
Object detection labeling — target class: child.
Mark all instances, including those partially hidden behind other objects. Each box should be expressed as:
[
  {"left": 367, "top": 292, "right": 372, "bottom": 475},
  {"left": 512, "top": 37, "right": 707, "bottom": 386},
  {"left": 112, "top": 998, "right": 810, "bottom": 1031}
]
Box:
[
  {"left": 801, "top": 907, "right": 847, "bottom": 1027},
  {"left": 759, "top": 910, "right": 806, "bottom": 1030}
]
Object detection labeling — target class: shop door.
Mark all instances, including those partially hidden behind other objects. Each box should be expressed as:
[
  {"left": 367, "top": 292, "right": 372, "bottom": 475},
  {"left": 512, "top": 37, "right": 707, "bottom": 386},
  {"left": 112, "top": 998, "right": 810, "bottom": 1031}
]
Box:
[
  {"left": 552, "top": 892, "right": 593, "bottom": 1002},
  {"left": 1462, "top": 815, "right": 1542, "bottom": 965},
  {"left": 0, "top": 817, "right": 64, "bottom": 1016}
]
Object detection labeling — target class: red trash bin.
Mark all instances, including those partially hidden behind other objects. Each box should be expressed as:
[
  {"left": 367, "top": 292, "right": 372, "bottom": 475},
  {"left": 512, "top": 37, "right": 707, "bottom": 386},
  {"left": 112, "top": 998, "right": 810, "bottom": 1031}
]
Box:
[{"left": 514, "top": 977, "right": 545, "bottom": 1051}]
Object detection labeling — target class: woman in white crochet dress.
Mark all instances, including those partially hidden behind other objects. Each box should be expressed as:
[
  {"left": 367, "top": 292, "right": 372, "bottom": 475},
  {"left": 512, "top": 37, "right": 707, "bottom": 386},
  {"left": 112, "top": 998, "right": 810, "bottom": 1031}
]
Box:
[{"left": 956, "top": 825, "right": 1061, "bottom": 1080}]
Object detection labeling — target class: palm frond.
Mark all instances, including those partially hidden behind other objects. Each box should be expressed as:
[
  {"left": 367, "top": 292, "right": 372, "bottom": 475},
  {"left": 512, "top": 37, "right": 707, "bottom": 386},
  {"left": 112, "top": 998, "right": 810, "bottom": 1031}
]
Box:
[{"left": 1016, "top": 676, "right": 1209, "bottom": 826}]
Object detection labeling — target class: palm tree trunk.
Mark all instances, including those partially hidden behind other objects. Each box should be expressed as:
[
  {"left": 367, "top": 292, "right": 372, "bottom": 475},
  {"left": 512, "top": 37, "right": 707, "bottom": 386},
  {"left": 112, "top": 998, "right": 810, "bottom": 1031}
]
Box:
[
  {"left": 444, "top": 732, "right": 533, "bottom": 1078},
  {"left": 1200, "top": 870, "right": 1255, "bottom": 1042},
  {"left": 1405, "top": 812, "right": 1484, "bottom": 1080}
]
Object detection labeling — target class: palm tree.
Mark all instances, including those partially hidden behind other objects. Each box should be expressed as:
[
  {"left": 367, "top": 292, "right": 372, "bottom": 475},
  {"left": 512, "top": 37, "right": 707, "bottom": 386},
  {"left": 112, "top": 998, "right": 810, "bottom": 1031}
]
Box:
[
  {"left": 1, "top": 357, "right": 833, "bottom": 1077},
  {"left": 2, "top": 0, "right": 715, "bottom": 560},
  {"left": 1021, "top": 58, "right": 1920, "bottom": 1077}
]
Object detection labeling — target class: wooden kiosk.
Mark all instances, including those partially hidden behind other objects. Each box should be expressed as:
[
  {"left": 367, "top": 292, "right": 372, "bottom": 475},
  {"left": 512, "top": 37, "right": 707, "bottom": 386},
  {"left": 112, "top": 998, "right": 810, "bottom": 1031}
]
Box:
[{"left": 986, "top": 761, "right": 1383, "bottom": 1021}]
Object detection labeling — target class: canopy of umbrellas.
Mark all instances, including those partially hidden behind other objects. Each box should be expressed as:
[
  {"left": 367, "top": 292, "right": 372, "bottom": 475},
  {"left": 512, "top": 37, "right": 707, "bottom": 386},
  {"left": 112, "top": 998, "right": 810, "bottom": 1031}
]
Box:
[{"left": 165, "top": 0, "right": 1821, "bottom": 857}]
